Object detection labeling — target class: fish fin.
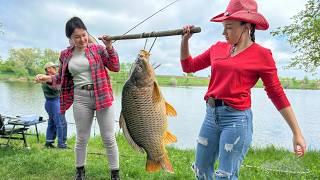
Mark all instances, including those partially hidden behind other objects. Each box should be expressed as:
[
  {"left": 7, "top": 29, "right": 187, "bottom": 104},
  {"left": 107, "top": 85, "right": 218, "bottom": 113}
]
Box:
[
  {"left": 160, "top": 154, "right": 174, "bottom": 173},
  {"left": 165, "top": 102, "right": 177, "bottom": 116},
  {"left": 146, "top": 159, "right": 161, "bottom": 173},
  {"left": 119, "top": 113, "right": 144, "bottom": 153},
  {"left": 152, "top": 81, "right": 162, "bottom": 103},
  {"left": 119, "top": 113, "right": 124, "bottom": 128},
  {"left": 163, "top": 131, "right": 177, "bottom": 145}
]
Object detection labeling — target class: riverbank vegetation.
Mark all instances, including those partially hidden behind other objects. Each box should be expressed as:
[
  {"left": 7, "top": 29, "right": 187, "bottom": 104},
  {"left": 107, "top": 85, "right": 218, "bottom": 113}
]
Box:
[
  {"left": 2, "top": 70, "right": 320, "bottom": 90},
  {"left": 1, "top": 48, "right": 320, "bottom": 89}
]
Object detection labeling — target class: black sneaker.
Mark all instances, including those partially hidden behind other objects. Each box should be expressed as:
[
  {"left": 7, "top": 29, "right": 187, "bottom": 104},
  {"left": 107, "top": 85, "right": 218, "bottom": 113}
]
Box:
[
  {"left": 75, "top": 166, "right": 85, "bottom": 180},
  {"left": 111, "top": 169, "right": 120, "bottom": 180},
  {"left": 58, "top": 145, "right": 71, "bottom": 149},
  {"left": 44, "top": 143, "right": 55, "bottom": 148}
]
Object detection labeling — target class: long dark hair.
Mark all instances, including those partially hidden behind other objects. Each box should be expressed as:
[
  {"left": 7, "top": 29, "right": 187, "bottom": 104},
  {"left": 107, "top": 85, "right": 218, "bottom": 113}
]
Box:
[
  {"left": 65, "top": 17, "right": 87, "bottom": 38},
  {"left": 241, "top": 21, "right": 256, "bottom": 42}
]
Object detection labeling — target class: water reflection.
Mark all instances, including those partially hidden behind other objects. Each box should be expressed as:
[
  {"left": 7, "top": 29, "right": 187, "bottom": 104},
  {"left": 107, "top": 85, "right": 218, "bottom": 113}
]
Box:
[{"left": 0, "top": 81, "right": 319, "bottom": 150}]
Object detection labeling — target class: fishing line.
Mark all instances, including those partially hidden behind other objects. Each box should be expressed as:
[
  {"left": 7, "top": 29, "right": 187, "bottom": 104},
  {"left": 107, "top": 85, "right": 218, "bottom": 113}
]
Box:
[
  {"left": 88, "top": 33, "right": 99, "bottom": 44},
  {"left": 153, "top": 63, "right": 161, "bottom": 70},
  {"left": 242, "top": 164, "right": 311, "bottom": 174},
  {"left": 113, "top": 0, "right": 181, "bottom": 43},
  {"left": 242, "top": 155, "right": 311, "bottom": 175},
  {"left": 148, "top": 37, "right": 158, "bottom": 53},
  {"left": 143, "top": 38, "right": 148, "bottom": 50}
]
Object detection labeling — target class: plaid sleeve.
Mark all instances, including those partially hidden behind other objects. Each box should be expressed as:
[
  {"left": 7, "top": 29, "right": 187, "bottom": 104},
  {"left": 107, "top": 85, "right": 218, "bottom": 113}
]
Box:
[
  {"left": 51, "top": 54, "right": 63, "bottom": 86},
  {"left": 98, "top": 45, "right": 120, "bottom": 72}
]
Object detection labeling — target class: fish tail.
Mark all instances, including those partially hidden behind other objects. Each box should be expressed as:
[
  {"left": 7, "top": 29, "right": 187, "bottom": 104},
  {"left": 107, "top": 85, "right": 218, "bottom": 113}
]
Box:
[
  {"left": 146, "top": 154, "right": 174, "bottom": 173},
  {"left": 146, "top": 159, "right": 161, "bottom": 172},
  {"left": 160, "top": 153, "right": 174, "bottom": 173}
]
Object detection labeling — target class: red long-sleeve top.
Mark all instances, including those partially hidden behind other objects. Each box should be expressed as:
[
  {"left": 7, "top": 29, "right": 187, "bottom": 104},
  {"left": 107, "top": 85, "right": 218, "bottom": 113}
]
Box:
[{"left": 181, "top": 41, "right": 290, "bottom": 111}]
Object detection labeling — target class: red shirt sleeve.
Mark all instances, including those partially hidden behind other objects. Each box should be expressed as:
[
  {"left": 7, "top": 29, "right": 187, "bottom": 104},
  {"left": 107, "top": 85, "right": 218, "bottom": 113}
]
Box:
[
  {"left": 180, "top": 47, "right": 211, "bottom": 73},
  {"left": 259, "top": 49, "right": 290, "bottom": 110}
]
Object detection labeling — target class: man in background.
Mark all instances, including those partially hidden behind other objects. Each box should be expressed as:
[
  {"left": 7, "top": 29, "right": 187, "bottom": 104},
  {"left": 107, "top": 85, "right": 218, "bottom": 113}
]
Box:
[{"left": 41, "top": 62, "right": 68, "bottom": 148}]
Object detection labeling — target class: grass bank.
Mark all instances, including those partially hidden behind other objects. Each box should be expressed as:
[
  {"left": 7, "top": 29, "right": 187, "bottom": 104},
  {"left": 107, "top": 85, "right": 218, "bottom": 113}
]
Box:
[
  {"left": 1, "top": 72, "right": 320, "bottom": 89},
  {"left": 0, "top": 73, "right": 34, "bottom": 82},
  {"left": 0, "top": 134, "right": 319, "bottom": 179}
]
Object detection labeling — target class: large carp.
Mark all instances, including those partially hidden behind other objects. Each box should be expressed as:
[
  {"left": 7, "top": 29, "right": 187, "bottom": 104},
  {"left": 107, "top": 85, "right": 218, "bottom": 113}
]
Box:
[{"left": 119, "top": 50, "right": 177, "bottom": 173}]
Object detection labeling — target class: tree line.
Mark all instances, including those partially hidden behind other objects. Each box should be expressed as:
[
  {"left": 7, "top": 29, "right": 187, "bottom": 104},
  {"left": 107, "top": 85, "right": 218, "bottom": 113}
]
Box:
[
  {"left": 0, "top": 48, "right": 133, "bottom": 80},
  {"left": 0, "top": 48, "right": 60, "bottom": 76}
]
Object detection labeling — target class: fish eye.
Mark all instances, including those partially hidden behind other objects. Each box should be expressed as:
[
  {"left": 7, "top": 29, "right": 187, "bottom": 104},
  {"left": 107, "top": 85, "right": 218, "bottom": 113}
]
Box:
[{"left": 136, "top": 66, "right": 142, "bottom": 72}]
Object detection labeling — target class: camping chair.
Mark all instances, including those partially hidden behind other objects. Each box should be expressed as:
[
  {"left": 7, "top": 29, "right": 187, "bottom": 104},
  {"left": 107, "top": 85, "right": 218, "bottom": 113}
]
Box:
[{"left": 0, "top": 114, "right": 29, "bottom": 147}]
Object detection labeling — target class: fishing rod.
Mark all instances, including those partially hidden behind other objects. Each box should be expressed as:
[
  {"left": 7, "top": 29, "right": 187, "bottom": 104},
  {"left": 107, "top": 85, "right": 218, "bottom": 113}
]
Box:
[
  {"left": 96, "top": 0, "right": 181, "bottom": 43},
  {"left": 114, "top": 0, "right": 181, "bottom": 41},
  {"left": 99, "top": 26, "right": 201, "bottom": 41}
]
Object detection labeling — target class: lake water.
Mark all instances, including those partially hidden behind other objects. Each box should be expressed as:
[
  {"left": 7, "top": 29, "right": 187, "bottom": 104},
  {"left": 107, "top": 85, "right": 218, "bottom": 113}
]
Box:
[{"left": 0, "top": 81, "right": 319, "bottom": 150}]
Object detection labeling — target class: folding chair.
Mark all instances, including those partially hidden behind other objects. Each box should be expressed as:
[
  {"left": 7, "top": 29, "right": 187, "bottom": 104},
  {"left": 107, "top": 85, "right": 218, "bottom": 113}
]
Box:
[{"left": 0, "top": 114, "right": 29, "bottom": 147}]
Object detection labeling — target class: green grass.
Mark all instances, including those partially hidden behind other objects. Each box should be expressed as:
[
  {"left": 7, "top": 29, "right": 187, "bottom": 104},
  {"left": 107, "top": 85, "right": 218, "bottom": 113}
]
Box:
[
  {"left": 0, "top": 73, "right": 34, "bottom": 82},
  {"left": 156, "top": 75, "right": 209, "bottom": 87},
  {"left": 1, "top": 72, "right": 320, "bottom": 89},
  {"left": 0, "top": 134, "right": 319, "bottom": 179}
]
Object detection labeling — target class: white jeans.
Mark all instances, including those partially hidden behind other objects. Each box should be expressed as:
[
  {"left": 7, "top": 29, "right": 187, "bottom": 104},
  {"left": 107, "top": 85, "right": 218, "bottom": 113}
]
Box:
[{"left": 73, "top": 88, "right": 119, "bottom": 170}]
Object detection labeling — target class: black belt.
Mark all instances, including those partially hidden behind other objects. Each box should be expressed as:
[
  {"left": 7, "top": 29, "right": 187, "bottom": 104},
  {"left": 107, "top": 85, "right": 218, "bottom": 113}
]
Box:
[
  {"left": 207, "top": 97, "right": 227, "bottom": 107},
  {"left": 81, "top": 84, "right": 94, "bottom": 90}
]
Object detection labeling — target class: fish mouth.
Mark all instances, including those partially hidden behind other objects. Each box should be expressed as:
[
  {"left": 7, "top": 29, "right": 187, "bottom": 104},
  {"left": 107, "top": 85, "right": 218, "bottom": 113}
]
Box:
[
  {"left": 135, "top": 65, "right": 143, "bottom": 72},
  {"left": 134, "top": 58, "right": 144, "bottom": 72}
]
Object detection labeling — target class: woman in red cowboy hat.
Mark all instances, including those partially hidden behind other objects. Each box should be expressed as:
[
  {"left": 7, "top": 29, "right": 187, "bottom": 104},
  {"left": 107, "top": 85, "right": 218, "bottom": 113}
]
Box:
[{"left": 180, "top": 0, "right": 306, "bottom": 179}]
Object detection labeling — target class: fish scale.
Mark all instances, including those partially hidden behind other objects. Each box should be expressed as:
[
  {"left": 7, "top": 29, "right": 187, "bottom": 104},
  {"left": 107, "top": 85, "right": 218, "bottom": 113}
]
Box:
[
  {"left": 120, "top": 49, "right": 177, "bottom": 173},
  {"left": 122, "top": 83, "right": 167, "bottom": 159}
]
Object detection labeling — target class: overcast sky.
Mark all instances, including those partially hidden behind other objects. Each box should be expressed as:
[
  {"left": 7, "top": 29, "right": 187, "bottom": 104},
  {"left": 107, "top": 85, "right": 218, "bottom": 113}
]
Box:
[{"left": 0, "top": 0, "right": 318, "bottom": 79}]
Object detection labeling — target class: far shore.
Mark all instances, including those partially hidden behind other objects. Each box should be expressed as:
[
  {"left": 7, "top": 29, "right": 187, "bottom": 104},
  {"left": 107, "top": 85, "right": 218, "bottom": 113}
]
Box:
[{"left": 1, "top": 72, "right": 320, "bottom": 90}]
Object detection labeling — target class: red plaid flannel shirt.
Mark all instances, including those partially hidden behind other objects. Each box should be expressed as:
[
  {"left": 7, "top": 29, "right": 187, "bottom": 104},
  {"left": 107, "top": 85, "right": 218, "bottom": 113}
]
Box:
[{"left": 51, "top": 43, "right": 120, "bottom": 113}]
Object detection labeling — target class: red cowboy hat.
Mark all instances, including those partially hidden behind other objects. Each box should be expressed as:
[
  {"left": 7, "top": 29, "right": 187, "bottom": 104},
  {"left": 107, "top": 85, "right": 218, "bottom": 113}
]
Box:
[{"left": 210, "top": 0, "right": 269, "bottom": 30}]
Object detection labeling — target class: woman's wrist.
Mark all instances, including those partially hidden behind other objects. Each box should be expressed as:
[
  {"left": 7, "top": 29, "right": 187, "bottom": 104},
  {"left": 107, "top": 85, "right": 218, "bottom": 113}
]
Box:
[
  {"left": 106, "top": 45, "right": 113, "bottom": 51},
  {"left": 293, "top": 130, "right": 303, "bottom": 137},
  {"left": 181, "top": 38, "right": 189, "bottom": 44}
]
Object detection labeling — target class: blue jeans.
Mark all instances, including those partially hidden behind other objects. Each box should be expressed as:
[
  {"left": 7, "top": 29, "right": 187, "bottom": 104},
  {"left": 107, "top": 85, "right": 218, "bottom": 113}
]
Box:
[
  {"left": 192, "top": 104, "right": 253, "bottom": 180},
  {"left": 45, "top": 97, "right": 67, "bottom": 148},
  {"left": 60, "top": 114, "right": 67, "bottom": 145}
]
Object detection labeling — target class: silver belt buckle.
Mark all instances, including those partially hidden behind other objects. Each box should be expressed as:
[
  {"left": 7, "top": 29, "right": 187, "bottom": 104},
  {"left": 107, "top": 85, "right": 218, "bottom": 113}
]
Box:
[
  {"left": 207, "top": 97, "right": 215, "bottom": 107},
  {"left": 82, "top": 84, "right": 93, "bottom": 90}
]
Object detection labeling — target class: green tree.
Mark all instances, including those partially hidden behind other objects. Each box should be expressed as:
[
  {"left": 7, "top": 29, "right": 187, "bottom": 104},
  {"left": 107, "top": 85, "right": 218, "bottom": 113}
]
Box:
[
  {"left": 43, "top": 49, "right": 59, "bottom": 64},
  {"left": 303, "top": 76, "right": 310, "bottom": 84},
  {"left": 120, "top": 62, "right": 132, "bottom": 73},
  {"left": 271, "top": 0, "right": 320, "bottom": 72},
  {"left": 109, "top": 62, "right": 132, "bottom": 82},
  {"left": 39, "top": 48, "right": 60, "bottom": 72},
  {"left": 0, "top": 48, "right": 59, "bottom": 76},
  {"left": 7, "top": 48, "right": 41, "bottom": 76}
]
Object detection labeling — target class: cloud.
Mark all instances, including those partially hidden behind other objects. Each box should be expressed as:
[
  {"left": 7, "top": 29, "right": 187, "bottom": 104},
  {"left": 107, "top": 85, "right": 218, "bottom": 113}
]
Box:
[{"left": 0, "top": 0, "right": 317, "bottom": 79}]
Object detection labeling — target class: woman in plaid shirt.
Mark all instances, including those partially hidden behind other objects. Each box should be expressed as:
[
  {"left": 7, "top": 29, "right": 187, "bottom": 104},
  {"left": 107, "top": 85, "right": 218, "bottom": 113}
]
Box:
[{"left": 36, "top": 17, "right": 120, "bottom": 180}]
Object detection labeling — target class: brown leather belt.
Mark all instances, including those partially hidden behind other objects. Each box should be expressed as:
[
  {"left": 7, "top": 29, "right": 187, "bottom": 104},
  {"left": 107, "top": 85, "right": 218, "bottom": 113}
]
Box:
[
  {"left": 81, "top": 84, "right": 94, "bottom": 90},
  {"left": 207, "top": 97, "right": 227, "bottom": 107}
]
